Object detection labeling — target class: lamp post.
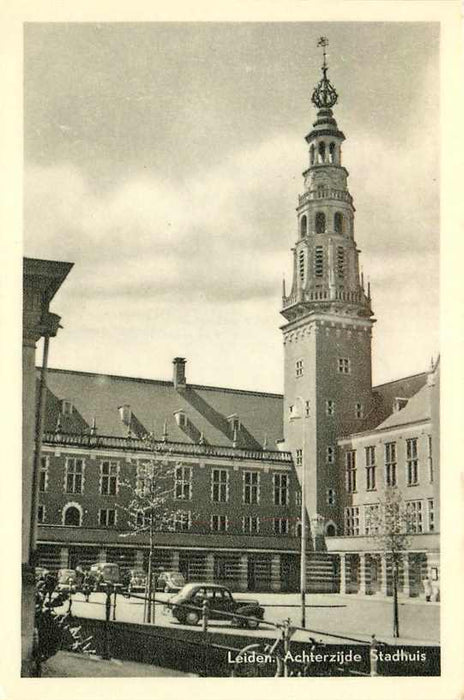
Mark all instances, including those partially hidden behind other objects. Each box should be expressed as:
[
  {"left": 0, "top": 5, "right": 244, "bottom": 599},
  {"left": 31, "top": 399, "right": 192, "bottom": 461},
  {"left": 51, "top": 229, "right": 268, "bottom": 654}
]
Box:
[{"left": 290, "top": 396, "right": 307, "bottom": 628}]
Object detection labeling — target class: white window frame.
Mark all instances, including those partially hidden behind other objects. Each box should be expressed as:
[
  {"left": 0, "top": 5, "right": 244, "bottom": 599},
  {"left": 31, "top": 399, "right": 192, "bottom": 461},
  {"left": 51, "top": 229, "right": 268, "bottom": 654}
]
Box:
[
  {"left": 100, "top": 460, "right": 119, "bottom": 496},
  {"left": 174, "top": 510, "right": 192, "bottom": 531},
  {"left": 326, "top": 488, "right": 336, "bottom": 506},
  {"left": 242, "top": 515, "right": 260, "bottom": 534},
  {"left": 64, "top": 457, "right": 85, "bottom": 494},
  {"left": 326, "top": 445, "right": 335, "bottom": 464},
  {"left": 296, "top": 449, "right": 303, "bottom": 467},
  {"left": 211, "top": 514, "right": 228, "bottom": 532},
  {"left": 273, "top": 517, "right": 289, "bottom": 535},
  {"left": 243, "top": 471, "right": 260, "bottom": 505},
  {"left": 175, "top": 465, "right": 193, "bottom": 501},
  {"left": 62, "top": 501, "right": 83, "bottom": 527},
  {"left": 385, "top": 442, "right": 397, "bottom": 487},
  {"left": 345, "top": 450, "right": 357, "bottom": 493},
  {"left": 344, "top": 506, "right": 360, "bottom": 536},
  {"left": 326, "top": 400, "right": 335, "bottom": 416},
  {"left": 338, "top": 357, "right": 350, "bottom": 374},
  {"left": 99, "top": 508, "right": 117, "bottom": 527},
  {"left": 406, "top": 437, "right": 419, "bottom": 486},
  {"left": 273, "top": 473, "right": 289, "bottom": 506},
  {"left": 211, "top": 469, "right": 229, "bottom": 503},
  {"left": 39, "top": 455, "right": 49, "bottom": 493},
  {"left": 295, "top": 359, "right": 304, "bottom": 378}
]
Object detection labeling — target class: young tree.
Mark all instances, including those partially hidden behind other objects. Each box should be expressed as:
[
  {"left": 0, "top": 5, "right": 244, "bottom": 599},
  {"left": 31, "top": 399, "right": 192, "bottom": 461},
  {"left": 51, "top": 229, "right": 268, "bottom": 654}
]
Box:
[
  {"left": 118, "top": 453, "right": 187, "bottom": 623},
  {"left": 366, "top": 488, "right": 414, "bottom": 638}
]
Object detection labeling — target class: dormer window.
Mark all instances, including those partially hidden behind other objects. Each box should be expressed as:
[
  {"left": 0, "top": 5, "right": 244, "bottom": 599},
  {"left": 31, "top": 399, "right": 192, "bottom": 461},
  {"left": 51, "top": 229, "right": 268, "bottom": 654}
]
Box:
[
  {"left": 61, "top": 399, "right": 73, "bottom": 416},
  {"left": 227, "top": 414, "right": 240, "bottom": 433},
  {"left": 393, "top": 397, "right": 409, "bottom": 413},
  {"left": 174, "top": 410, "right": 187, "bottom": 429},
  {"left": 118, "top": 405, "right": 132, "bottom": 425}
]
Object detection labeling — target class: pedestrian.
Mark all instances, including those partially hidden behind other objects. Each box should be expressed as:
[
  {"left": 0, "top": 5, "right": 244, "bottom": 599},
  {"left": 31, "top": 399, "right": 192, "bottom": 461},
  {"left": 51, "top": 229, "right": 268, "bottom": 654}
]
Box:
[{"left": 423, "top": 576, "right": 432, "bottom": 602}]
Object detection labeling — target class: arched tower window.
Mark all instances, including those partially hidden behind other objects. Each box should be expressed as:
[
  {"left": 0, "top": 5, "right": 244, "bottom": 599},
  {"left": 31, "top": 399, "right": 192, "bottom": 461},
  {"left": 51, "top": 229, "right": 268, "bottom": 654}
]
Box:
[
  {"left": 310, "top": 145, "right": 315, "bottom": 165},
  {"left": 315, "top": 212, "right": 326, "bottom": 234},
  {"left": 334, "top": 212, "right": 343, "bottom": 234},
  {"left": 318, "top": 142, "right": 326, "bottom": 163},
  {"left": 329, "top": 142, "right": 336, "bottom": 164},
  {"left": 63, "top": 503, "right": 82, "bottom": 527},
  {"left": 300, "top": 215, "right": 307, "bottom": 237}
]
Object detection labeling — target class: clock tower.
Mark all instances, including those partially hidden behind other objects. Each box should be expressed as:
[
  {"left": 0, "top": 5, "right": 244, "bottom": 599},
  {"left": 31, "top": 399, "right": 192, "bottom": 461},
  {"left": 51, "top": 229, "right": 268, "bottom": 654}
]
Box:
[{"left": 281, "top": 38, "right": 375, "bottom": 547}]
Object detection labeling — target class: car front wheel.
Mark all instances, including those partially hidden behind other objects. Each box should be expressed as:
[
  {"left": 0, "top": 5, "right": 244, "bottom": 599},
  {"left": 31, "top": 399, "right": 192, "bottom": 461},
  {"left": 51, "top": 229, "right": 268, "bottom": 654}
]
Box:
[{"left": 185, "top": 610, "right": 200, "bottom": 625}]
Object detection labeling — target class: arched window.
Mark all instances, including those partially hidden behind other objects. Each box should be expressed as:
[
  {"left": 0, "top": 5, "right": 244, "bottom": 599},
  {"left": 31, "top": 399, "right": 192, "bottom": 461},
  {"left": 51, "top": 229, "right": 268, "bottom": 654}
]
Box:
[
  {"left": 63, "top": 504, "right": 82, "bottom": 526},
  {"left": 334, "top": 212, "right": 343, "bottom": 234},
  {"left": 309, "top": 145, "right": 315, "bottom": 165},
  {"left": 326, "top": 522, "right": 337, "bottom": 537},
  {"left": 329, "top": 142, "right": 336, "bottom": 164},
  {"left": 315, "top": 212, "right": 326, "bottom": 234},
  {"left": 318, "top": 142, "right": 326, "bottom": 163},
  {"left": 300, "top": 215, "right": 307, "bottom": 237}
]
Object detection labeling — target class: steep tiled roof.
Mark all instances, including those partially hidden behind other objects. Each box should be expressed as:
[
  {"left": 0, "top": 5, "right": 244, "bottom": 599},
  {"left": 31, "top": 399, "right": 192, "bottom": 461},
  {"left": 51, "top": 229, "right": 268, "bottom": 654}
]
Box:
[
  {"left": 374, "top": 380, "right": 431, "bottom": 431},
  {"left": 42, "top": 367, "right": 284, "bottom": 450}
]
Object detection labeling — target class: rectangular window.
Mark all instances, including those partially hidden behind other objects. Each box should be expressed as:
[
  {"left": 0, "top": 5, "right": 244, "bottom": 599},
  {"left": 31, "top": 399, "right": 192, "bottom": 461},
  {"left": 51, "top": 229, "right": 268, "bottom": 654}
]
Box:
[
  {"left": 174, "top": 510, "right": 191, "bottom": 531},
  {"left": 175, "top": 466, "right": 192, "bottom": 500},
  {"left": 99, "top": 509, "right": 116, "bottom": 527},
  {"left": 135, "top": 510, "right": 152, "bottom": 528},
  {"left": 211, "top": 469, "right": 229, "bottom": 503},
  {"left": 305, "top": 400, "right": 310, "bottom": 417},
  {"left": 385, "top": 442, "right": 397, "bottom": 487},
  {"left": 296, "top": 449, "right": 303, "bottom": 467},
  {"left": 338, "top": 357, "right": 350, "bottom": 374},
  {"left": 355, "top": 402, "right": 364, "bottom": 419},
  {"left": 326, "top": 400, "right": 335, "bottom": 416},
  {"left": 428, "top": 435, "right": 433, "bottom": 483},
  {"left": 243, "top": 471, "right": 260, "bottom": 505},
  {"left": 39, "top": 456, "right": 49, "bottom": 493},
  {"left": 65, "top": 458, "right": 84, "bottom": 494},
  {"left": 37, "top": 504, "right": 45, "bottom": 523},
  {"left": 345, "top": 450, "right": 357, "bottom": 493},
  {"left": 364, "top": 504, "right": 380, "bottom": 535},
  {"left": 315, "top": 246, "right": 324, "bottom": 277},
  {"left": 296, "top": 359, "right": 304, "bottom": 377},
  {"left": 365, "top": 446, "right": 376, "bottom": 491},
  {"left": 211, "top": 514, "right": 228, "bottom": 532},
  {"left": 295, "top": 490, "right": 302, "bottom": 507},
  {"left": 406, "top": 438, "right": 419, "bottom": 486},
  {"left": 100, "top": 461, "right": 118, "bottom": 495},
  {"left": 326, "top": 488, "right": 335, "bottom": 505},
  {"left": 273, "top": 473, "right": 289, "bottom": 506},
  {"left": 273, "top": 517, "right": 289, "bottom": 535},
  {"left": 344, "top": 506, "right": 360, "bottom": 536},
  {"left": 427, "top": 499, "right": 435, "bottom": 532},
  {"left": 337, "top": 246, "right": 345, "bottom": 278},
  {"left": 406, "top": 500, "right": 423, "bottom": 533},
  {"left": 242, "top": 516, "right": 260, "bottom": 534},
  {"left": 326, "top": 445, "right": 335, "bottom": 464}
]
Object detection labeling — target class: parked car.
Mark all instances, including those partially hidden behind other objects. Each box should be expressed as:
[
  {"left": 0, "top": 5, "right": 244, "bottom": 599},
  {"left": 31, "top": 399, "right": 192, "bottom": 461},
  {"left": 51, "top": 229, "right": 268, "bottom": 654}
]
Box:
[
  {"left": 35, "top": 567, "right": 50, "bottom": 582},
  {"left": 56, "top": 568, "right": 78, "bottom": 592},
  {"left": 128, "top": 568, "right": 147, "bottom": 593},
  {"left": 89, "top": 562, "right": 120, "bottom": 590},
  {"left": 156, "top": 571, "right": 185, "bottom": 592},
  {"left": 167, "top": 583, "right": 264, "bottom": 629}
]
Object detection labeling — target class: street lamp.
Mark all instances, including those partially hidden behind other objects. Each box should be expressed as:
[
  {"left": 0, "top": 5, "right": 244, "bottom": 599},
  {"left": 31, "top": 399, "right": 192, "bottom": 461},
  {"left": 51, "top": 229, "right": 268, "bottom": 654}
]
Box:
[{"left": 290, "top": 396, "right": 307, "bottom": 628}]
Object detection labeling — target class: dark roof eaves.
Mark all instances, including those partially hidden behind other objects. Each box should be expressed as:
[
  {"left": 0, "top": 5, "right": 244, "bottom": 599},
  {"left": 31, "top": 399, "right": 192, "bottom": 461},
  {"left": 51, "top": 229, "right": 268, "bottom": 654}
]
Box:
[{"left": 372, "top": 371, "right": 428, "bottom": 391}]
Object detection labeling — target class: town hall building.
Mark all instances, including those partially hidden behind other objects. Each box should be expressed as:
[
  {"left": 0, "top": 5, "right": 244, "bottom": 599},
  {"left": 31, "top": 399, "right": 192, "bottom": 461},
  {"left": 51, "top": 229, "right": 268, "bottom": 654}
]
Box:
[{"left": 32, "top": 41, "right": 440, "bottom": 598}]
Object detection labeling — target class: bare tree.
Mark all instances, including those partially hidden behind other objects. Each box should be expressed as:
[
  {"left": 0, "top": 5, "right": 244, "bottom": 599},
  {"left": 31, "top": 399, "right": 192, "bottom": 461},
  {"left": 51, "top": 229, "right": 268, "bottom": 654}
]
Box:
[
  {"left": 366, "top": 488, "right": 414, "bottom": 638},
  {"left": 118, "top": 454, "right": 187, "bottom": 623}
]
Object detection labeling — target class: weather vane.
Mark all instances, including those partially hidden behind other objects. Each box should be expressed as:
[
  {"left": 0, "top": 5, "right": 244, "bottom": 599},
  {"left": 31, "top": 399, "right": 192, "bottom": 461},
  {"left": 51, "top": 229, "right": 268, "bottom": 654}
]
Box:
[{"left": 312, "top": 37, "right": 338, "bottom": 110}]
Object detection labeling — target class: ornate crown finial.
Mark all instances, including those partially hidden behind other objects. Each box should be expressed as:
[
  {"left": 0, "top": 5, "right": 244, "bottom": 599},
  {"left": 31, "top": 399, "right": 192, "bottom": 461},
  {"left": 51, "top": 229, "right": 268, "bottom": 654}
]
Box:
[{"left": 311, "top": 37, "right": 338, "bottom": 109}]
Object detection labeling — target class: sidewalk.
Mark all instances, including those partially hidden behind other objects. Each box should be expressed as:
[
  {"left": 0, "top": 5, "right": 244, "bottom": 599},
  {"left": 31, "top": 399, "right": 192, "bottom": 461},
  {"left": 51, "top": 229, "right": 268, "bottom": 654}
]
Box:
[{"left": 41, "top": 651, "right": 197, "bottom": 677}]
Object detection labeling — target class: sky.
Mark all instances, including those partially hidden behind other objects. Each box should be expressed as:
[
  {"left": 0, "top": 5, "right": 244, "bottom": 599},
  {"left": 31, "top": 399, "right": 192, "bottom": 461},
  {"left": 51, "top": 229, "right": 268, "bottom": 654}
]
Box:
[{"left": 24, "top": 22, "right": 440, "bottom": 393}]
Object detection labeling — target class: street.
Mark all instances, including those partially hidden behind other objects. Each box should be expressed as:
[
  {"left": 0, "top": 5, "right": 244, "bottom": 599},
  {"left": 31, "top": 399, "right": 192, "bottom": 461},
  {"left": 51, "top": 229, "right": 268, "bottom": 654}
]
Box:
[{"left": 60, "top": 590, "right": 440, "bottom": 646}]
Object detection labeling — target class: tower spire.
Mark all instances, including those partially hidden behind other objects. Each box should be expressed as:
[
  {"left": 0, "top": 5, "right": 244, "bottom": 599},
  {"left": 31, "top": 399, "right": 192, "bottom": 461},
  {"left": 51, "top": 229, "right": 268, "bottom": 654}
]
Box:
[{"left": 311, "top": 37, "right": 338, "bottom": 110}]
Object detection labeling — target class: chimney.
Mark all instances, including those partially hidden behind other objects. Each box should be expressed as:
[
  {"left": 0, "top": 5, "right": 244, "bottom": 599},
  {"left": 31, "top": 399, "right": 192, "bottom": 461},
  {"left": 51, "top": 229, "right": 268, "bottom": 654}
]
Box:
[
  {"left": 173, "top": 357, "right": 187, "bottom": 390},
  {"left": 118, "top": 404, "right": 132, "bottom": 426}
]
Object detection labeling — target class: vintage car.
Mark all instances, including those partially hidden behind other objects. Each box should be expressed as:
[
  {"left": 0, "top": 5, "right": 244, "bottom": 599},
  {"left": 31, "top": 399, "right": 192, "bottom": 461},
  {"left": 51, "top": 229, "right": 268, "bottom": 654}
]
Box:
[
  {"left": 89, "top": 562, "right": 120, "bottom": 590},
  {"left": 35, "top": 567, "right": 50, "bottom": 582},
  {"left": 127, "top": 568, "right": 147, "bottom": 593},
  {"left": 156, "top": 571, "right": 185, "bottom": 593},
  {"left": 167, "top": 583, "right": 264, "bottom": 629},
  {"left": 56, "top": 568, "right": 78, "bottom": 592}
]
